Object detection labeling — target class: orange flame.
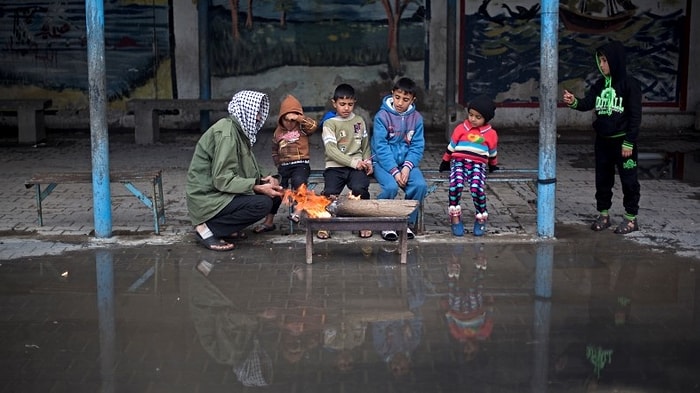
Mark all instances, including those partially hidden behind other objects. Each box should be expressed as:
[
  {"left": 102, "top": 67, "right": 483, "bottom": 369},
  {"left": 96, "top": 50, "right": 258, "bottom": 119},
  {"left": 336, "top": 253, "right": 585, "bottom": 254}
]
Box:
[{"left": 283, "top": 184, "right": 332, "bottom": 218}]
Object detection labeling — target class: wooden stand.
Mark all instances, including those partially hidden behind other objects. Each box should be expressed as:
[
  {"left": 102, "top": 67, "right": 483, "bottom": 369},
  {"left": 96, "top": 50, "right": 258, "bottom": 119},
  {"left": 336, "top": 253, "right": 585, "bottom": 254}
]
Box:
[{"left": 304, "top": 216, "right": 409, "bottom": 264}]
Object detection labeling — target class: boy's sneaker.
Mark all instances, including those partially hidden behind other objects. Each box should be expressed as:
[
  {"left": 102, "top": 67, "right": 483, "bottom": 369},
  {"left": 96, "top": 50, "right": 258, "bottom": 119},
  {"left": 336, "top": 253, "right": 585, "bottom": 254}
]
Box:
[{"left": 473, "top": 219, "right": 486, "bottom": 236}]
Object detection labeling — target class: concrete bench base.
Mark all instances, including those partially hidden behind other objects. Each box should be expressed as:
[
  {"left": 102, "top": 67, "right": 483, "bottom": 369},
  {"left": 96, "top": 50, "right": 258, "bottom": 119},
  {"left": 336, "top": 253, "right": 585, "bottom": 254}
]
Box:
[
  {"left": 304, "top": 216, "right": 409, "bottom": 264},
  {"left": 126, "top": 99, "right": 230, "bottom": 144},
  {"left": 24, "top": 170, "right": 165, "bottom": 234},
  {"left": 0, "top": 99, "right": 52, "bottom": 144}
]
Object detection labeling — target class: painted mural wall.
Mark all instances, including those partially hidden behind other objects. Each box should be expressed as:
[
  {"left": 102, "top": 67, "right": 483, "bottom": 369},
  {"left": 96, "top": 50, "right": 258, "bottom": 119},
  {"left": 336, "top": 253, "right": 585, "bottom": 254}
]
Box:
[
  {"left": 0, "top": 0, "right": 425, "bottom": 115},
  {"left": 462, "top": 0, "right": 688, "bottom": 106},
  {"left": 0, "top": 0, "right": 172, "bottom": 111}
]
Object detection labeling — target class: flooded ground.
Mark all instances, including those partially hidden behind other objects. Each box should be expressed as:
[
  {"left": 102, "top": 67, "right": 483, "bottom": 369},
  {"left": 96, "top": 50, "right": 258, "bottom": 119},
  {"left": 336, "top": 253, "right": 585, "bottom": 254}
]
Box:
[{"left": 1, "top": 225, "right": 698, "bottom": 393}]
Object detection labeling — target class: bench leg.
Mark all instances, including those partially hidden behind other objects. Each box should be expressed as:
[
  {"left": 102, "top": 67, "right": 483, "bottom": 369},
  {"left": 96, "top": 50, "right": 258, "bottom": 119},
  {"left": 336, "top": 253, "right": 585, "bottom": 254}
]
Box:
[
  {"left": 134, "top": 109, "right": 159, "bottom": 144},
  {"left": 306, "top": 227, "right": 314, "bottom": 264},
  {"left": 122, "top": 182, "right": 161, "bottom": 234},
  {"left": 399, "top": 228, "right": 408, "bottom": 264},
  {"left": 17, "top": 109, "right": 45, "bottom": 144}
]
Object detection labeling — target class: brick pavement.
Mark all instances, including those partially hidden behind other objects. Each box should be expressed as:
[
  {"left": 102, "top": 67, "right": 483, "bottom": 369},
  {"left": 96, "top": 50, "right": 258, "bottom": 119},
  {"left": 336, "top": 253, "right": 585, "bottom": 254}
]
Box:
[{"left": 0, "top": 126, "right": 699, "bottom": 261}]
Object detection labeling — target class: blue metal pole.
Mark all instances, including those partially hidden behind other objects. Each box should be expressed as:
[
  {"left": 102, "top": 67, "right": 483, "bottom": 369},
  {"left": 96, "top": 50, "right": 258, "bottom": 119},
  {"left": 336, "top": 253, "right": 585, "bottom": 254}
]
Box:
[
  {"left": 86, "top": 0, "right": 112, "bottom": 238},
  {"left": 198, "top": 0, "right": 211, "bottom": 132},
  {"left": 537, "top": 0, "right": 558, "bottom": 238}
]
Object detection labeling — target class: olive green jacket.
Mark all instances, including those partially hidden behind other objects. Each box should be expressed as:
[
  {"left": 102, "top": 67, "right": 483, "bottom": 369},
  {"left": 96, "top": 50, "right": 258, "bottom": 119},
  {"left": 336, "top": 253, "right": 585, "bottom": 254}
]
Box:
[{"left": 186, "top": 117, "right": 272, "bottom": 225}]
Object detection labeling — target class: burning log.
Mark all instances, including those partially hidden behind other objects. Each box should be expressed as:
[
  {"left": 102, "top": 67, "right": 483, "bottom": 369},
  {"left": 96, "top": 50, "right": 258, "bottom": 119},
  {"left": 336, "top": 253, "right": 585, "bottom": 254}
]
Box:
[
  {"left": 328, "top": 198, "right": 418, "bottom": 218},
  {"left": 284, "top": 184, "right": 418, "bottom": 219}
]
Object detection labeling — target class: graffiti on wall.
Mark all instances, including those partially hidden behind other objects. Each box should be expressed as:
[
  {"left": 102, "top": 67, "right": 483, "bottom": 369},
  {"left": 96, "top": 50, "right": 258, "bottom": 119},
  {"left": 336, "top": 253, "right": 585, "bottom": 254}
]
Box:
[
  {"left": 0, "top": 0, "right": 172, "bottom": 107},
  {"left": 462, "top": 0, "right": 687, "bottom": 106}
]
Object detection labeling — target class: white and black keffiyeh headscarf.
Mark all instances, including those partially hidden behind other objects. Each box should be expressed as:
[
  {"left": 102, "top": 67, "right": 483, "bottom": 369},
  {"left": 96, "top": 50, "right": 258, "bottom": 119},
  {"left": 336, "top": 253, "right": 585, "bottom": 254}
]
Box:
[{"left": 227, "top": 90, "right": 269, "bottom": 146}]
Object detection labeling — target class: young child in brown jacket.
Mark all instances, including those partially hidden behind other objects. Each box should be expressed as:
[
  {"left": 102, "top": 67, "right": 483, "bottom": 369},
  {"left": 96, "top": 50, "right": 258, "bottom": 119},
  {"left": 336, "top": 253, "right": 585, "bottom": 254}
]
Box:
[{"left": 254, "top": 94, "right": 318, "bottom": 232}]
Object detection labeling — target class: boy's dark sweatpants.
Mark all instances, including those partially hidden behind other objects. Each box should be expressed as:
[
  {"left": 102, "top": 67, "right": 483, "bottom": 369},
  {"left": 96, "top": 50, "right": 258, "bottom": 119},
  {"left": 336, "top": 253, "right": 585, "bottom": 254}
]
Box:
[{"left": 594, "top": 136, "right": 640, "bottom": 216}]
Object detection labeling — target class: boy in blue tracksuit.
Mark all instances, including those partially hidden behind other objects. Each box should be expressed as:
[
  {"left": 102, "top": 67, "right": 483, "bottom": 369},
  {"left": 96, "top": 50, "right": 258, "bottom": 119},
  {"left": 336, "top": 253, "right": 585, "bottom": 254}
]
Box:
[{"left": 372, "top": 77, "right": 428, "bottom": 241}]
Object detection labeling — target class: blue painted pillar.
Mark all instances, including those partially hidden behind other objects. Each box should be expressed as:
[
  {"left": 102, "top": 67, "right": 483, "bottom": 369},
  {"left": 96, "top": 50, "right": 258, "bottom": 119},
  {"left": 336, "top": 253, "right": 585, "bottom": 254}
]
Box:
[
  {"left": 86, "top": 0, "right": 112, "bottom": 238},
  {"left": 198, "top": 0, "right": 211, "bottom": 132},
  {"left": 537, "top": 0, "right": 558, "bottom": 238}
]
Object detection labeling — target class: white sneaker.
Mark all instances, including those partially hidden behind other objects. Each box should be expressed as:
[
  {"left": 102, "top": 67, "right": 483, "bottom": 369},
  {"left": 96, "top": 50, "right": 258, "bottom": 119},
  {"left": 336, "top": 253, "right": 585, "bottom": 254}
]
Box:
[
  {"left": 406, "top": 227, "right": 415, "bottom": 239},
  {"left": 381, "top": 230, "right": 398, "bottom": 241}
]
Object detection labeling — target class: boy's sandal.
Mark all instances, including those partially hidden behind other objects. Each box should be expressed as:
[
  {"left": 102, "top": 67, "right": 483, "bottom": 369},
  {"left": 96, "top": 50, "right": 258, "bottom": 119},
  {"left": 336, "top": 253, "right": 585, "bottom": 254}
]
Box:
[
  {"left": 590, "top": 215, "right": 611, "bottom": 231},
  {"left": 317, "top": 230, "right": 331, "bottom": 239},
  {"left": 253, "top": 223, "right": 277, "bottom": 234},
  {"left": 359, "top": 230, "right": 373, "bottom": 238},
  {"left": 614, "top": 218, "right": 638, "bottom": 234},
  {"left": 287, "top": 213, "right": 301, "bottom": 223},
  {"left": 195, "top": 232, "right": 235, "bottom": 251}
]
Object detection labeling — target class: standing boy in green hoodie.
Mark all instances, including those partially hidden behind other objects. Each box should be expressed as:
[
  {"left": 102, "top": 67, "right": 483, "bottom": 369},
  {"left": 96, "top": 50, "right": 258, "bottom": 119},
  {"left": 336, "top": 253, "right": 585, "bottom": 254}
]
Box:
[{"left": 563, "top": 40, "right": 642, "bottom": 234}]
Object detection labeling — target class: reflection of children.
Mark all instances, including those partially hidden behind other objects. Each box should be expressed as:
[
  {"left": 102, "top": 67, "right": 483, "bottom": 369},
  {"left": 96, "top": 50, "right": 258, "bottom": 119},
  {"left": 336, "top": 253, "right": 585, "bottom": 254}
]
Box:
[
  {"left": 271, "top": 94, "right": 319, "bottom": 224},
  {"left": 372, "top": 249, "right": 426, "bottom": 378},
  {"left": 439, "top": 95, "right": 498, "bottom": 237},
  {"left": 442, "top": 245, "right": 493, "bottom": 362}
]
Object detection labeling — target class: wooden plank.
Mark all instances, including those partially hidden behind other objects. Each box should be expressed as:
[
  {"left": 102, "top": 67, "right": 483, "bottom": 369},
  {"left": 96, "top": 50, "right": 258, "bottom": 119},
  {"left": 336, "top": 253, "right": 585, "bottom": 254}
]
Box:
[
  {"left": 0, "top": 99, "right": 52, "bottom": 111},
  {"left": 25, "top": 170, "right": 162, "bottom": 187}
]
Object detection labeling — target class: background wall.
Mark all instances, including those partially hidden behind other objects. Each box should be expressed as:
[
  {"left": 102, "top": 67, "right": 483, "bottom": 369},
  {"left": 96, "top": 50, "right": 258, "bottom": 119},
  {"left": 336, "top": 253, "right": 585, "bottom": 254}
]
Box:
[{"left": 1, "top": 0, "right": 698, "bottom": 132}]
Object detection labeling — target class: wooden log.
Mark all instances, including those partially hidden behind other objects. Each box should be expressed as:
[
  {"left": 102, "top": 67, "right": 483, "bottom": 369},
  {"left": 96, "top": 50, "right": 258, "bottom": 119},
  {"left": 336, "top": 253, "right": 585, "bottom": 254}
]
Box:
[{"left": 331, "top": 199, "right": 418, "bottom": 217}]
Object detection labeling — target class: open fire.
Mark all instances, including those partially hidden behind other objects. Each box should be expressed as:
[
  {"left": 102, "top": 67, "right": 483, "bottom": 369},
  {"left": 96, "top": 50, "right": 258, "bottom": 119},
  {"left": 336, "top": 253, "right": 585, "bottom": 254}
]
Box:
[{"left": 283, "top": 184, "right": 332, "bottom": 218}]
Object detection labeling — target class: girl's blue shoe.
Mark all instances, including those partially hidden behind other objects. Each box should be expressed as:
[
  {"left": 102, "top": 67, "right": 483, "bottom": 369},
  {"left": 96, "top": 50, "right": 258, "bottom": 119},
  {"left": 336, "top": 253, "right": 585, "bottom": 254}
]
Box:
[
  {"left": 451, "top": 221, "right": 464, "bottom": 236},
  {"left": 473, "top": 219, "right": 486, "bottom": 236}
]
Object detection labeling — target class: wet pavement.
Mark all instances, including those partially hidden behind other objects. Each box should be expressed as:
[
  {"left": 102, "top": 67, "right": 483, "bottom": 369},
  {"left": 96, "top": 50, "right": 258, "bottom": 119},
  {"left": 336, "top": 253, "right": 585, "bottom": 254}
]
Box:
[
  {"left": 1, "top": 125, "right": 700, "bottom": 391},
  {"left": 1, "top": 227, "right": 699, "bottom": 392}
]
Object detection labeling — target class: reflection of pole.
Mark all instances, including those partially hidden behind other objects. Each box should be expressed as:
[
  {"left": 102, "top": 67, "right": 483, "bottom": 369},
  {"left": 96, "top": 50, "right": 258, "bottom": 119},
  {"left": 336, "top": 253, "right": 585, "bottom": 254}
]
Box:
[
  {"left": 96, "top": 250, "right": 115, "bottom": 393},
  {"left": 532, "top": 242, "right": 553, "bottom": 393},
  {"left": 537, "top": 0, "right": 558, "bottom": 238}
]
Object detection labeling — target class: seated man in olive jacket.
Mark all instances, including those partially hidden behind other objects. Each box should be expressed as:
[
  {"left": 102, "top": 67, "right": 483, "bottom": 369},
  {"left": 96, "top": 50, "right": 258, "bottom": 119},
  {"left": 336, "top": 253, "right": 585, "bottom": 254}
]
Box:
[{"left": 186, "top": 90, "right": 284, "bottom": 251}]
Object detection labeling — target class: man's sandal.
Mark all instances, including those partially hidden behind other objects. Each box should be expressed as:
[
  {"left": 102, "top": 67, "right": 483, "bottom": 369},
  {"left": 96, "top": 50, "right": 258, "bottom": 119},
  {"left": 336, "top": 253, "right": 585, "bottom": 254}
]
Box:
[
  {"left": 195, "top": 232, "right": 235, "bottom": 251},
  {"left": 317, "top": 230, "right": 331, "bottom": 239},
  {"left": 614, "top": 218, "right": 638, "bottom": 234},
  {"left": 591, "top": 215, "right": 611, "bottom": 231}
]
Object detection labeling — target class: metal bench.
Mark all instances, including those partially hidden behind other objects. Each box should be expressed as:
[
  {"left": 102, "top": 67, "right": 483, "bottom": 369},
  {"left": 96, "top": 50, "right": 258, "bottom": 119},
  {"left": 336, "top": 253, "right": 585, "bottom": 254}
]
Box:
[
  {"left": 24, "top": 170, "right": 166, "bottom": 234},
  {"left": 126, "top": 99, "right": 230, "bottom": 144},
  {"left": 304, "top": 216, "right": 409, "bottom": 264},
  {"left": 0, "top": 99, "right": 52, "bottom": 144}
]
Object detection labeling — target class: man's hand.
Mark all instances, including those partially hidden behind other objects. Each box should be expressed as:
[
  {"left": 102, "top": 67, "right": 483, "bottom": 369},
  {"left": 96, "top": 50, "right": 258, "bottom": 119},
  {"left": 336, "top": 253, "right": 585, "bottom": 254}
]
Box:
[
  {"left": 254, "top": 181, "right": 284, "bottom": 198},
  {"left": 260, "top": 175, "right": 280, "bottom": 187},
  {"left": 439, "top": 160, "right": 450, "bottom": 172}
]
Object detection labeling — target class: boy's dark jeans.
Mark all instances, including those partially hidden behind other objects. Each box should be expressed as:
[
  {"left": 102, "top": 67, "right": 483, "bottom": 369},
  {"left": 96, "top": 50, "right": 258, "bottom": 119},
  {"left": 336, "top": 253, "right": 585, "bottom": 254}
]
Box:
[
  {"left": 594, "top": 136, "right": 640, "bottom": 216},
  {"left": 322, "top": 167, "right": 371, "bottom": 199}
]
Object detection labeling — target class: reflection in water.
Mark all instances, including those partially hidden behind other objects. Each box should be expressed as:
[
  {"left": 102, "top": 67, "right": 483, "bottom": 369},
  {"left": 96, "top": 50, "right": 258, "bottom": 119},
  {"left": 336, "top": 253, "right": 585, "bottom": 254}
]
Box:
[
  {"left": 2, "top": 239, "right": 698, "bottom": 392},
  {"left": 372, "top": 248, "right": 426, "bottom": 379},
  {"left": 442, "top": 244, "right": 494, "bottom": 363},
  {"left": 189, "top": 260, "right": 271, "bottom": 387}
]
